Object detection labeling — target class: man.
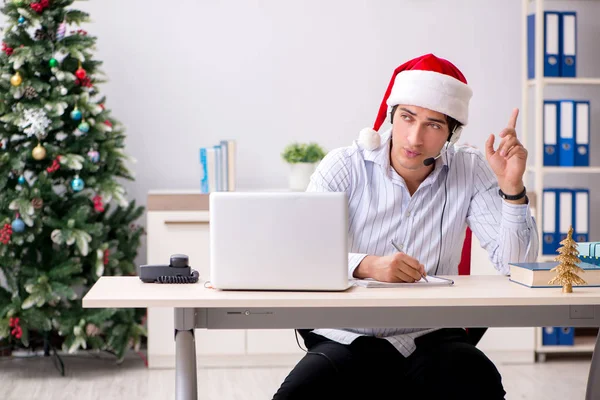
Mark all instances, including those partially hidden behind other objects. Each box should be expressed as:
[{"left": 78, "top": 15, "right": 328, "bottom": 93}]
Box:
[{"left": 273, "top": 54, "right": 539, "bottom": 399}]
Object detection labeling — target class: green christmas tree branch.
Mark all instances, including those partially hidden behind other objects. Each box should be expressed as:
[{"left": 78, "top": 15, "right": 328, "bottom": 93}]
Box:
[{"left": 0, "top": 0, "right": 146, "bottom": 361}]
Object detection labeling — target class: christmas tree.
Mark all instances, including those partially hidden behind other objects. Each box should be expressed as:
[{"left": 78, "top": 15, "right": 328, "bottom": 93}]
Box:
[
  {"left": 548, "top": 226, "right": 587, "bottom": 293},
  {"left": 0, "top": 0, "right": 146, "bottom": 363}
]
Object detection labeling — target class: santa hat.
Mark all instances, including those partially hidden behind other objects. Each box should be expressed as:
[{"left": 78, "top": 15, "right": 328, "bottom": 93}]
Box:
[{"left": 358, "top": 53, "right": 473, "bottom": 150}]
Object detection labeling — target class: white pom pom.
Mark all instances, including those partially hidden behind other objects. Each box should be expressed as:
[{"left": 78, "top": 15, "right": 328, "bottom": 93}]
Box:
[{"left": 358, "top": 128, "right": 380, "bottom": 150}]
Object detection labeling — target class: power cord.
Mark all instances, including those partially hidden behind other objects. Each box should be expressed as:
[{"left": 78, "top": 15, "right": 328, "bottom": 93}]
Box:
[
  {"left": 434, "top": 149, "right": 449, "bottom": 277},
  {"left": 434, "top": 141, "right": 454, "bottom": 275},
  {"left": 294, "top": 330, "right": 339, "bottom": 374}
]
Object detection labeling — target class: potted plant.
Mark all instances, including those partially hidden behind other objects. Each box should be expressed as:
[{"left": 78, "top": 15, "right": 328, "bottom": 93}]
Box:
[{"left": 281, "top": 142, "right": 326, "bottom": 191}]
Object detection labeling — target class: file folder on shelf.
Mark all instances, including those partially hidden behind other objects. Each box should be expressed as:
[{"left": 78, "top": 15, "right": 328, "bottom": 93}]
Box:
[
  {"left": 561, "top": 12, "right": 577, "bottom": 78},
  {"left": 544, "top": 101, "right": 559, "bottom": 166},
  {"left": 558, "top": 327, "right": 575, "bottom": 346},
  {"left": 575, "top": 101, "right": 590, "bottom": 167},
  {"left": 528, "top": 11, "right": 578, "bottom": 78},
  {"left": 558, "top": 189, "right": 573, "bottom": 243},
  {"left": 542, "top": 189, "right": 559, "bottom": 255},
  {"left": 527, "top": 12, "right": 561, "bottom": 79},
  {"left": 559, "top": 101, "right": 575, "bottom": 166},
  {"left": 573, "top": 189, "right": 589, "bottom": 243},
  {"left": 542, "top": 327, "right": 558, "bottom": 345}
]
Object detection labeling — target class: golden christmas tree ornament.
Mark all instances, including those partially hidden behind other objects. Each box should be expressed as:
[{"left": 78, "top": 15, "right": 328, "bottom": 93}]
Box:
[
  {"left": 10, "top": 71, "right": 23, "bottom": 86},
  {"left": 548, "top": 226, "right": 587, "bottom": 293},
  {"left": 32, "top": 143, "right": 47, "bottom": 160}
]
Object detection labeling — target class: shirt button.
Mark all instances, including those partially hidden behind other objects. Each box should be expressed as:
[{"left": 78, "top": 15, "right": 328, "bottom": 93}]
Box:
[
  {"left": 406, "top": 212, "right": 411, "bottom": 217},
  {"left": 399, "top": 244, "right": 404, "bottom": 250}
]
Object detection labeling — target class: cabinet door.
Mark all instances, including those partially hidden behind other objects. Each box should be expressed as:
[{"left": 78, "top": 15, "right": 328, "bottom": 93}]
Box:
[{"left": 146, "top": 211, "right": 245, "bottom": 368}]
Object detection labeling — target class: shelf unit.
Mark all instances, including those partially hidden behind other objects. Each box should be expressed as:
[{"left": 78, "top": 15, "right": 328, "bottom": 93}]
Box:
[
  {"left": 527, "top": 166, "right": 600, "bottom": 174},
  {"left": 527, "top": 78, "right": 600, "bottom": 86},
  {"left": 521, "top": 0, "right": 600, "bottom": 361},
  {"left": 535, "top": 327, "right": 599, "bottom": 362}
]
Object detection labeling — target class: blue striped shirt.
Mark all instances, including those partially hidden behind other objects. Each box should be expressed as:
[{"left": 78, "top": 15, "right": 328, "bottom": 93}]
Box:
[{"left": 306, "top": 128, "right": 539, "bottom": 357}]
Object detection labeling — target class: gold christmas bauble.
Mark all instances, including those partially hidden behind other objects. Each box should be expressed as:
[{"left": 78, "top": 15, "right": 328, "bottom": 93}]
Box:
[
  {"left": 32, "top": 143, "right": 46, "bottom": 160},
  {"left": 10, "top": 72, "right": 22, "bottom": 87}
]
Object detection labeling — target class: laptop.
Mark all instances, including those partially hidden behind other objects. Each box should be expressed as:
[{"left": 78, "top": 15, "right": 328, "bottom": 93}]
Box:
[{"left": 209, "top": 191, "right": 350, "bottom": 291}]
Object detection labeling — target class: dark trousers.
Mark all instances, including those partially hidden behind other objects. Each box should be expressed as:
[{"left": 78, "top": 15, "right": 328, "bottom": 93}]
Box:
[{"left": 273, "top": 328, "right": 505, "bottom": 400}]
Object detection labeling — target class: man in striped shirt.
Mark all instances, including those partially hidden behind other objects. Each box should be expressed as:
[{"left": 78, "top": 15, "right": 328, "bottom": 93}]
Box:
[{"left": 274, "top": 54, "right": 538, "bottom": 399}]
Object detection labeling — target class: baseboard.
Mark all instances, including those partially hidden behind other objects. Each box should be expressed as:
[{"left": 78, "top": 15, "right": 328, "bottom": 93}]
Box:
[
  {"left": 149, "top": 353, "right": 304, "bottom": 369},
  {"left": 485, "top": 350, "right": 535, "bottom": 365},
  {"left": 149, "top": 350, "right": 535, "bottom": 369}
]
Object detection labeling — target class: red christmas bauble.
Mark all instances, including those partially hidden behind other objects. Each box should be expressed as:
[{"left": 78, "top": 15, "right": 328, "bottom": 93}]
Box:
[{"left": 75, "top": 67, "right": 87, "bottom": 80}]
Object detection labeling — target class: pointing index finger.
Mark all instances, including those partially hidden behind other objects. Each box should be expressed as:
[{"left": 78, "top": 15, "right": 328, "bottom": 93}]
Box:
[{"left": 508, "top": 108, "right": 519, "bottom": 129}]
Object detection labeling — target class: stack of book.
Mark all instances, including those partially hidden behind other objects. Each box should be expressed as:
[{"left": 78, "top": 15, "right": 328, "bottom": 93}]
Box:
[
  {"left": 578, "top": 242, "right": 600, "bottom": 267},
  {"left": 199, "top": 140, "right": 236, "bottom": 193},
  {"left": 508, "top": 259, "right": 600, "bottom": 288}
]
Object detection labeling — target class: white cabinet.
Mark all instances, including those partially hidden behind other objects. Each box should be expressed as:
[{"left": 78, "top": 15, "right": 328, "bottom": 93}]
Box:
[
  {"left": 146, "top": 192, "right": 301, "bottom": 368},
  {"left": 469, "top": 233, "right": 535, "bottom": 363},
  {"left": 246, "top": 330, "right": 304, "bottom": 355}
]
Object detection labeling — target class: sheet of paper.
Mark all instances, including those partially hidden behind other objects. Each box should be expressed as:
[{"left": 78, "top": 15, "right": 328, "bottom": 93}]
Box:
[{"left": 351, "top": 275, "right": 454, "bottom": 288}]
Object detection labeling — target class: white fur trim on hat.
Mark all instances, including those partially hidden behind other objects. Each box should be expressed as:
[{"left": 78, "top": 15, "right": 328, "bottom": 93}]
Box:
[
  {"left": 387, "top": 70, "right": 472, "bottom": 125},
  {"left": 358, "top": 127, "right": 381, "bottom": 150}
]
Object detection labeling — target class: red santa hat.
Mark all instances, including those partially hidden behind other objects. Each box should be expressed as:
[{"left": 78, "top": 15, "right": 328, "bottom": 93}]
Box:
[{"left": 358, "top": 53, "right": 473, "bottom": 150}]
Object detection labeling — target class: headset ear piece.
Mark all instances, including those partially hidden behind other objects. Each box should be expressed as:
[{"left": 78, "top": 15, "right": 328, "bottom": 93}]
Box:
[{"left": 448, "top": 126, "right": 463, "bottom": 145}]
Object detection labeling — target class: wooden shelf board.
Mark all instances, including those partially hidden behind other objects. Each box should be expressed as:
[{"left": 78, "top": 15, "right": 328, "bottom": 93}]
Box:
[
  {"left": 528, "top": 78, "right": 600, "bottom": 86},
  {"left": 526, "top": 166, "right": 600, "bottom": 174}
]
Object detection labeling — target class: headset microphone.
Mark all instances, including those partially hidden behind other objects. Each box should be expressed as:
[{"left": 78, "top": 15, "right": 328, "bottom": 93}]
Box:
[
  {"left": 423, "top": 143, "right": 448, "bottom": 166},
  {"left": 423, "top": 154, "right": 441, "bottom": 166}
]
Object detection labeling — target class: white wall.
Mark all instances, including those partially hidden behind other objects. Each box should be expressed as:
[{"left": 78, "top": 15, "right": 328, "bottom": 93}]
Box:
[
  {"left": 82, "top": 0, "right": 523, "bottom": 197},
  {"left": 3, "top": 0, "right": 600, "bottom": 265}
]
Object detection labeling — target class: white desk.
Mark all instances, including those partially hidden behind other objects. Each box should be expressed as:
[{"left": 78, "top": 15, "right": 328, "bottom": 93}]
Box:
[{"left": 82, "top": 275, "right": 600, "bottom": 400}]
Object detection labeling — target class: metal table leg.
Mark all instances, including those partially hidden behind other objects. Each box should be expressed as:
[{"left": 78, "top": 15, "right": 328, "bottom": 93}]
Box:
[
  {"left": 175, "top": 308, "right": 198, "bottom": 400},
  {"left": 586, "top": 331, "right": 600, "bottom": 400}
]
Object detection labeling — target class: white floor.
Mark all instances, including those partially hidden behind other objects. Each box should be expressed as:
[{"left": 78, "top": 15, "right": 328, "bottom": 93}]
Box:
[{"left": 0, "top": 352, "right": 592, "bottom": 400}]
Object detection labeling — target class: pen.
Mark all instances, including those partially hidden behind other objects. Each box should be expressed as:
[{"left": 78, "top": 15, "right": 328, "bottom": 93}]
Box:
[{"left": 390, "top": 240, "right": 428, "bottom": 282}]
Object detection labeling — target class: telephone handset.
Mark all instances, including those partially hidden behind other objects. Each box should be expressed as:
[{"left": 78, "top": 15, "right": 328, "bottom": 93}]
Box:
[{"left": 139, "top": 254, "right": 200, "bottom": 283}]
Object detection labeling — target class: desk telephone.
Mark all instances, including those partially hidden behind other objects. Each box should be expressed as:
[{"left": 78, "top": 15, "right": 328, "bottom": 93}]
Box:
[{"left": 139, "top": 254, "right": 199, "bottom": 283}]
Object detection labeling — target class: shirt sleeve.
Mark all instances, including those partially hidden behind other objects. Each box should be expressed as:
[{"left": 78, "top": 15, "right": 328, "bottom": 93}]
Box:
[
  {"left": 305, "top": 147, "right": 367, "bottom": 278},
  {"left": 466, "top": 153, "right": 540, "bottom": 275}
]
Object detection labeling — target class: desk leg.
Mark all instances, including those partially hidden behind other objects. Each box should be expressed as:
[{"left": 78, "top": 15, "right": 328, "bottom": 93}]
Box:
[
  {"left": 586, "top": 331, "right": 600, "bottom": 400},
  {"left": 175, "top": 308, "right": 198, "bottom": 400}
]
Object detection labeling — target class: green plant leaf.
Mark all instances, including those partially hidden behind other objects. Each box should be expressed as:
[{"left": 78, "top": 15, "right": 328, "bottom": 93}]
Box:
[
  {"left": 21, "top": 293, "right": 43, "bottom": 310},
  {"left": 281, "top": 142, "right": 326, "bottom": 163},
  {"left": 20, "top": 326, "right": 29, "bottom": 347}
]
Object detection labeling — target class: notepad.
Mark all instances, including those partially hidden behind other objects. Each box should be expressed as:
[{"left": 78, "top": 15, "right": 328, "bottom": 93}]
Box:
[{"left": 351, "top": 276, "right": 454, "bottom": 288}]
